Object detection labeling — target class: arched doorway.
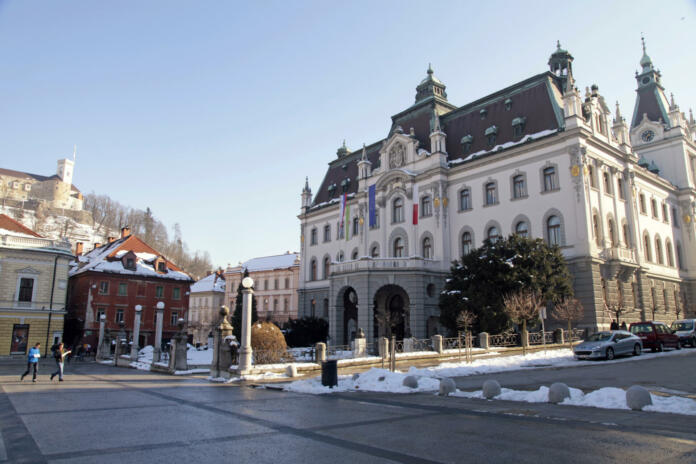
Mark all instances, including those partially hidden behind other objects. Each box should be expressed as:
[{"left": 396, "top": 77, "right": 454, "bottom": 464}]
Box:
[
  {"left": 342, "top": 288, "right": 358, "bottom": 345},
  {"left": 373, "top": 285, "right": 410, "bottom": 340}
]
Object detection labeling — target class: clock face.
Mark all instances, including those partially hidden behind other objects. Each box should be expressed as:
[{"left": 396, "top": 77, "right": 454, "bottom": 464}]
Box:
[{"left": 641, "top": 130, "right": 655, "bottom": 142}]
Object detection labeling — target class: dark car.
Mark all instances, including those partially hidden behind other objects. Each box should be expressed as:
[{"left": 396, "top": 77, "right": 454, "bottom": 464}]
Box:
[{"left": 629, "top": 321, "right": 681, "bottom": 352}]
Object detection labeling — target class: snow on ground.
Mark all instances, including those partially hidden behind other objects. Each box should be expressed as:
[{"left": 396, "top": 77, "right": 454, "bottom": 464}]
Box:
[{"left": 134, "top": 345, "right": 212, "bottom": 367}]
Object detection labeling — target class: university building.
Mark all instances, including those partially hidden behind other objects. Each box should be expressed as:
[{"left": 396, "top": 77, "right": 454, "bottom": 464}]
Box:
[{"left": 297, "top": 42, "right": 696, "bottom": 345}]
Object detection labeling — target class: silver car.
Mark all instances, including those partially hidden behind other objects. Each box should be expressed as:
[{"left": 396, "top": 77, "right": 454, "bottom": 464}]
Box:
[
  {"left": 573, "top": 330, "right": 643, "bottom": 360},
  {"left": 671, "top": 319, "right": 696, "bottom": 347}
]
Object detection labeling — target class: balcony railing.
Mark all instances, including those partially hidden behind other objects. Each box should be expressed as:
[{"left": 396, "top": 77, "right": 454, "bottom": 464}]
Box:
[
  {"left": 0, "top": 234, "right": 72, "bottom": 252},
  {"left": 331, "top": 257, "right": 444, "bottom": 275},
  {"left": 600, "top": 246, "right": 636, "bottom": 263}
]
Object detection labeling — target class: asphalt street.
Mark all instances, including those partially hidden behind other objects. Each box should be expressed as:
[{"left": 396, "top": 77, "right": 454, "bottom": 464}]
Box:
[{"left": 0, "top": 352, "right": 695, "bottom": 464}]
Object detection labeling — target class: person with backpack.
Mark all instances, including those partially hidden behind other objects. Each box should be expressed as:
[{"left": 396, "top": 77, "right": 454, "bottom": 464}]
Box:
[
  {"left": 20, "top": 342, "right": 41, "bottom": 382},
  {"left": 50, "top": 343, "right": 71, "bottom": 382}
]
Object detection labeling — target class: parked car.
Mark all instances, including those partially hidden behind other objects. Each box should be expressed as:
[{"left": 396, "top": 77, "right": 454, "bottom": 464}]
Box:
[
  {"left": 629, "top": 321, "right": 680, "bottom": 352},
  {"left": 573, "top": 331, "right": 643, "bottom": 360},
  {"left": 670, "top": 319, "right": 696, "bottom": 348}
]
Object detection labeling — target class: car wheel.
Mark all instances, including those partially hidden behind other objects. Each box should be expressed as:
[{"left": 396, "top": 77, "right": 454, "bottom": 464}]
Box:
[
  {"left": 605, "top": 347, "right": 614, "bottom": 360},
  {"left": 691, "top": 337, "right": 696, "bottom": 348},
  {"left": 633, "top": 344, "right": 641, "bottom": 356},
  {"left": 676, "top": 341, "right": 681, "bottom": 350},
  {"left": 658, "top": 342, "right": 664, "bottom": 352}
]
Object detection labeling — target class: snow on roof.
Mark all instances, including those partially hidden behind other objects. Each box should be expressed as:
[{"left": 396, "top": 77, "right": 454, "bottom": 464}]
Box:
[
  {"left": 0, "top": 214, "right": 43, "bottom": 238},
  {"left": 235, "top": 253, "right": 300, "bottom": 273},
  {"left": 191, "top": 273, "right": 226, "bottom": 293},
  {"left": 69, "top": 234, "right": 193, "bottom": 281}
]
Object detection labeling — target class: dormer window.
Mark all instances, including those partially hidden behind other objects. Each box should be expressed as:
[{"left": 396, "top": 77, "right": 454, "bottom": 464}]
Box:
[
  {"left": 328, "top": 183, "right": 336, "bottom": 198},
  {"left": 341, "top": 178, "right": 351, "bottom": 193},
  {"left": 480, "top": 108, "right": 488, "bottom": 119},
  {"left": 484, "top": 125, "right": 498, "bottom": 146},
  {"left": 126, "top": 258, "right": 135, "bottom": 269},
  {"left": 511, "top": 117, "right": 526, "bottom": 138},
  {"left": 504, "top": 98, "right": 512, "bottom": 111},
  {"left": 460, "top": 135, "right": 473, "bottom": 154},
  {"left": 157, "top": 261, "right": 167, "bottom": 272}
]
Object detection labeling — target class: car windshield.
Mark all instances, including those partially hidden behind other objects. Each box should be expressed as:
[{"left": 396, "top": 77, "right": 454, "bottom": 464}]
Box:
[
  {"left": 630, "top": 324, "right": 652, "bottom": 334},
  {"left": 671, "top": 321, "right": 694, "bottom": 331},
  {"left": 586, "top": 332, "right": 612, "bottom": 342}
]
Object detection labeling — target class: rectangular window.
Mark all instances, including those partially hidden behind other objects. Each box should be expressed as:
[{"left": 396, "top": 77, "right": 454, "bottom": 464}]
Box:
[
  {"left": 588, "top": 165, "right": 597, "bottom": 188},
  {"left": 370, "top": 209, "right": 380, "bottom": 229},
  {"left": 18, "top": 278, "right": 34, "bottom": 302},
  {"left": 639, "top": 194, "right": 646, "bottom": 214},
  {"left": 137, "top": 284, "right": 146, "bottom": 297},
  {"left": 116, "top": 309, "right": 124, "bottom": 323},
  {"left": 672, "top": 208, "right": 679, "bottom": 228},
  {"left": 617, "top": 178, "right": 625, "bottom": 200},
  {"left": 421, "top": 196, "right": 432, "bottom": 217},
  {"left": 170, "top": 311, "right": 178, "bottom": 326},
  {"left": 485, "top": 183, "right": 497, "bottom": 205},
  {"left": 651, "top": 199, "right": 658, "bottom": 218},
  {"left": 459, "top": 189, "right": 471, "bottom": 210},
  {"left": 264, "top": 280, "right": 269, "bottom": 290},
  {"left": 172, "top": 287, "right": 181, "bottom": 300},
  {"left": 513, "top": 176, "right": 526, "bottom": 198},
  {"left": 99, "top": 281, "right": 109, "bottom": 295},
  {"left": 97, "top": 307, "right": 106, "bottom": 321},
  {"left": 310, "top": 228, "right": 318, "bottom": 245},
  {"left": 156, "top": 286, "right": 164, "bottom": 298},
  {"left": 352, "top": 217, "right": 359, "bottom": 235},
  {"left": 543, "top": 167, "right": 558, "bottom": 192},
  {"left": 662, "top": 203, "right": 669, "bottom": 223},
  {"left": 602, "top": 172, "right": 612, "bottom": 194},
  {"left": 323, "top": 225, "right": 331, "bottom": 242},
  {"left": 118, "top": 283, "right": 128, "bottom": 296},
  {"left": 284, "top": 277, "right": 290, "bottom": 289}
]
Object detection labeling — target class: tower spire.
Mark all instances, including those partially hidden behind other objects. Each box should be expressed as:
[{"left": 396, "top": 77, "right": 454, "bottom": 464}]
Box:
[{"left": 414, "top": 64, "right": 447, "bottom": 104}]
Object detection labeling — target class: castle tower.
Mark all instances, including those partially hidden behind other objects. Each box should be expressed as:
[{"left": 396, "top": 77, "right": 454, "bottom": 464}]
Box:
[{"left": 57, "top": 158, "right": 74, "bottom": 186}]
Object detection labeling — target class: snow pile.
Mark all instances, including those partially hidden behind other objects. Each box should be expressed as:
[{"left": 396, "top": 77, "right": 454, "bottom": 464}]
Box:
[{"left": 454, "top": 386, "right": 696, "bottom": 416}]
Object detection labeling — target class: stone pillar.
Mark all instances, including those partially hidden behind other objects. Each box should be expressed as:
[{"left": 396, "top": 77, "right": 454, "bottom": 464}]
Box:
[
  {"left": 211, "top": 306, "right": 236, "bottom": 379},
  {"left": 96, "top": 315, "right": 106, "bottom": 359},
  {"left": 153, "top": 302, "right": 165, "bottom": 363},
  {"left": 130, "top": 305, "right": 142, "bottom": 360},
  {"left": 173, "top": 319, "right": 188, "bottom": 371},
  {"left": 478, "top": 332, "right": 489, "bottom": 350},
  {"left": 402, "top": 337, "right": 415, "bottom": 353},
  {"left": 554, "top": 328, "right": 565, "bottom": 345},
  {"left": 238, "top": 283, "right": 254, "bottom": 373},
  {"left": 378, "top": 337, "right": 389, "bottom": 357},
  {"left": 315, "top": 342, "right": 326, "bottom": 363},
  {"left": 432, "top": 334, "right": 443, "bottom": 354},
  {"left": 168, "top": 340, "right": 177, "bottom": 372}
]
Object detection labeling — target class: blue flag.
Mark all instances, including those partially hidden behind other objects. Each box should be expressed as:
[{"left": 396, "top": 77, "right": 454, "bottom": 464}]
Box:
[{"left": 368, "top": 184, "right": 376, "bottom": 228}]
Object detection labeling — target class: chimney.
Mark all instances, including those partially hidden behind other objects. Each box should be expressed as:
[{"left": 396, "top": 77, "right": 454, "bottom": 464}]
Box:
[
  {"left": 121, "top": 226, "right": 131, "bottom": 238},
  {"left": 93, "top": 243, "right": 101, "bottom": 250},
  {"left": 75, "top": 242, "right": 84, "bottom": 256},
  {"left": 107, "top": 237, "right": 115, "bottom": 243}
]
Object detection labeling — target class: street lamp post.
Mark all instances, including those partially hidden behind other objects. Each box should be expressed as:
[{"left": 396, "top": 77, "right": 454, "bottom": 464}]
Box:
[
  {"left": 153, "top": 301, "right": 165, "bottom": 363},
  {"left": 131, "top": 305, "right": 142, "bottom": 359},
  {"left": 238, "top": 277, "right": 254, "bottom": 373}
]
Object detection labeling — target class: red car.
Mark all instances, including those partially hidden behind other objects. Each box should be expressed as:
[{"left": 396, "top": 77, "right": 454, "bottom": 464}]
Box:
[{"left": 629, "top": 321, "right": 681, "bottom": 352}]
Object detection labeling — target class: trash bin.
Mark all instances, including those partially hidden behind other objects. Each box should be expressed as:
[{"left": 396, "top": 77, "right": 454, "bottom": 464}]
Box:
[{"left": 321, "top": 359, "right": 338, "bottom": 388}]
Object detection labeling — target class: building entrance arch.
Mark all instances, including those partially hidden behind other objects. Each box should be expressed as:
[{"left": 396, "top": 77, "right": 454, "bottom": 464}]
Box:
[
  {"left": 335, "top": 286, "right": 358, "bottom": 345},
  {"left": 373, "top": 285, "right": 410, "bottom": 340}
]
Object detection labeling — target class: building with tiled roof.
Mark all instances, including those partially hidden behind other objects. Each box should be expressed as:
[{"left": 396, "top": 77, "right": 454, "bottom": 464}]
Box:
[
  {"left": 224, "top": 252, "right": 300, "bottom": 324},
  {"left": 298, "top": 41, "right": 696, "bottom": 345},
  {"left": 0, "top": 214, "right": 73, "bottom": 357},
  {"left": 0, "top": 157, "right": 83, "bottom": 211},
  {"left": 66, "top": 227, "right": 194, "bottom": 349}
]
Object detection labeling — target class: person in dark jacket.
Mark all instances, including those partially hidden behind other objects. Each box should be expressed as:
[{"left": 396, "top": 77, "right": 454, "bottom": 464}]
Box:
[
  {"left": 20, "top": 342, "right": 41, "bottom": 382},
  {"left": 610, "top": 320, "right": 619, "bottom": 330},
  {"left": 50, "top": 343, "right": 71, "bottom": 382}
]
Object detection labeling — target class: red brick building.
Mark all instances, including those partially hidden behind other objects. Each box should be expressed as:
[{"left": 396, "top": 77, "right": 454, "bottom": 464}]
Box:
[{"left": 67, "top": 227, "right": 193, "bottom": 348}]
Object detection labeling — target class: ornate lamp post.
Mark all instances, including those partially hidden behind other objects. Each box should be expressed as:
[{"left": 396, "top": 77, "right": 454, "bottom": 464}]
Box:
[
  {"left": 238, "top": 276, "right": 254, "bottom": 373},
  {"left": 130, "top": 305, "right": 142, "bottom": 359},
  {"left": 153, "top": 301, "right": 165, "bottom": 363}
]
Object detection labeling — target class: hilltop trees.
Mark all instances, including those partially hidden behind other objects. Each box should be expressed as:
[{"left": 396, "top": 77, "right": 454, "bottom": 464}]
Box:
[{"left": 439, "top": 235, "right": 573, "bottom": 335}]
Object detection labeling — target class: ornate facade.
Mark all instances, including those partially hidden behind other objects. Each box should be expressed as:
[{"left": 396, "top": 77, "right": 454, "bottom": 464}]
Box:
[{"left": 298, "top": 42, "right": 696, "bottom": 345}]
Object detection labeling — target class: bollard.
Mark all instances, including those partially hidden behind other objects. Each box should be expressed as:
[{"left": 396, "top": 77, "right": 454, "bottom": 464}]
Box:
[
  {"left": 478, "top": 332, "right": 489, "bottom": 351},
  {"left": 315, "top": 342, "right": 326, "bottom": 363},
  {"left": 432, "top": 334, "right": 443, "bottom": 354},
  {"left": 553, "top": 328, "right": 564, "bottom": 345}
]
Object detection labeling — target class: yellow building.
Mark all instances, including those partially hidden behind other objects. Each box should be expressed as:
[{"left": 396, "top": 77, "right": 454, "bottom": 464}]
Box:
[{"left": 0, "top": 214, "right": 73, "bottom": 357}]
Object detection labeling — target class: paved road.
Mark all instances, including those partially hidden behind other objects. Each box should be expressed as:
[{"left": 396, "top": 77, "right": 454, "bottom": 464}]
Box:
[{"left": 0, "top": 355, "right": 695, "bottom": 464}]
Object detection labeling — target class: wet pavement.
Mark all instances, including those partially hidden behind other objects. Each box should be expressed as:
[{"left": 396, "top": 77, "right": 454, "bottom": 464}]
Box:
[{"left": 1, "top": 355, "right": 695, "bottom": 463}]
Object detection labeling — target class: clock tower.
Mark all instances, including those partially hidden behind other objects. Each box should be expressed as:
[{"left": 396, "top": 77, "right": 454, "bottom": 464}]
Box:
[{"left": 630, "top": 37, "right": 670, "bottom": 129}]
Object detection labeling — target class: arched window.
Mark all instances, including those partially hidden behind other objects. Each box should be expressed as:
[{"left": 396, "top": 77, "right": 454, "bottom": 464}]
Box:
[
  {"left": 392, "top": 197, "right": 404, "bottom": 223},
  {"left": 310, "top": 259, "right": 317, "bottom": 281},
  {"left": 422, "top": 237, "right": 432, "bottom": 259},
  {"left": 622, "top": 222, "right": 631, "bottom": 246},
  {"left": 547, "top": 216, "right": 561, "bottom": 246},
  {"left": 666, "top": 241, "right": 674, "bottom": 267},
  {"left": 323, "top": 257, "right": 330, "bottom": 279},
  {"left": 655, "top": 237, "right": 664, "bottom": 265},
  {"left": 370, "top": 245, "right": 379, "bottom": 258},
  {"left": 607, "top": 218, "right": 616, "bottom": 247},
  {"left": 461, "top": 232, "right": 472, "bottom": 256},
  {"left": 487, "top": 226, "right": 500, "bottom": 243},
  {"left": 351, "top": 249, "right": 359, "bottom": 260},
  {"left": 515, "top": 221, "right": 529, "bottom": 238},
  {"left": 337, "top": 251, "right": 344, "bottom": 262},
  {"left": 592, "top": 213, "right": 601, "bottom": 246},
  {"left": 393, "top": 237, "right": 404, "bottom": 257},
  {"left": 643, "top": 234, "right": 652, "bottom": 262}
]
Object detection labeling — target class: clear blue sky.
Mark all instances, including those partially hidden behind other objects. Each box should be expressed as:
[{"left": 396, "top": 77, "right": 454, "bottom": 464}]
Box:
[{"left": 1, "top": 0, "right": 694, "bottom": 268}]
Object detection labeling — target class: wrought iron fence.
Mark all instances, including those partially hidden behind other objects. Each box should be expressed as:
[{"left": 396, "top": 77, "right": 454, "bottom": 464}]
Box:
[
  {"left": 411, "top": 338, "right": 433, "bottom": 352},
  {"left": 489, "top": 332, "right": 520, "bottom": 347},
  {"left": 326, "top": 344, "right": 352, "bottom": 360},
  {"left": 570, "top": 328, "right": 585, "bottom": 342}
]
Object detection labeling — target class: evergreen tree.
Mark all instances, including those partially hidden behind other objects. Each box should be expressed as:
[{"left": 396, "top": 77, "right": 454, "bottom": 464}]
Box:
[
  {"left": 232, "top": 269, "right": 258, "bottom": 340},
  {"left": 439, "top": 235, "right": 573, "bottom": 335}
]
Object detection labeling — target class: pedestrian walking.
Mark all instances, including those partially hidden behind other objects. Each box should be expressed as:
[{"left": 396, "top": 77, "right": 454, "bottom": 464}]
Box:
[
  {"left": 50, "top": 343, "right": 71, "bottom": 382},
  {"left": 20, "top": 342, "right": 41, "bottom": 382},
  {"left": 620, "top": 321, "right": 627, "bottom": 331},
  {"left": 610, "top": 320, "right": 619, "bottom": 330}
]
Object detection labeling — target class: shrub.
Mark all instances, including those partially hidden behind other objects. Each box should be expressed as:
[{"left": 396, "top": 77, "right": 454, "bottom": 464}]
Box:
[
  {"left": 251, "top": 321, "right": 288, "bottom": 364},
  {"left": 284, "top": 317, "right": 329, "bottom": 347}
]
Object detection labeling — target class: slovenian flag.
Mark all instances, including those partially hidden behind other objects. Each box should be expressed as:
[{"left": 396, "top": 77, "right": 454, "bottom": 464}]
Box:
[
  {"left": 368, "top": 185, "right": 376, "bottom": 227},
  {"left": 345, "top": 201, "right": 351, "bottom": 241},
  {"left": 412, "top": 183, "right": 419, "bottom": 225}
]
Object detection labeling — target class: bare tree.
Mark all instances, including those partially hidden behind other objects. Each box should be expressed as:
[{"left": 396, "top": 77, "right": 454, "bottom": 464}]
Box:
[
  {"left": 456, "top": 310, "right": 477, "bottom": 363},
  {"left": 503, "top": 289, "right": 544, "bottom": 355},
  {"left": 604, "top": 301, "right": 627, "bottom": 327},
  {"left": 552, "top": 297, "right": 584, "bottom": 348}
]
